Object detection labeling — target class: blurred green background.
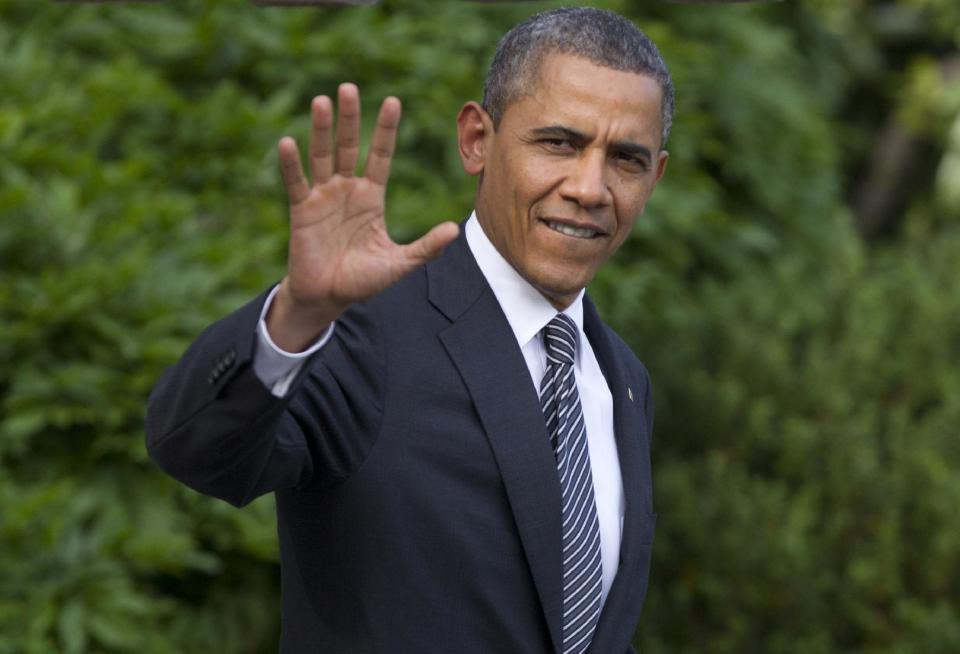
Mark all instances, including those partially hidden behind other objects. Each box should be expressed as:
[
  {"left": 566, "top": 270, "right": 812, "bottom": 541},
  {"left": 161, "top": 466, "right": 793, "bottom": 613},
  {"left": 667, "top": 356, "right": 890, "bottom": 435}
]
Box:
[{"left": 3, "top": 0, "right": 960, "bottom": 652}]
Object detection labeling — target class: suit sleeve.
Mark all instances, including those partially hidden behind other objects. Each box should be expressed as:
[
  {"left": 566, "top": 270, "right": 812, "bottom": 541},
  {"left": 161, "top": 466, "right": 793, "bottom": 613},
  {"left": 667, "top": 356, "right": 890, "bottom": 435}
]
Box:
[{"left": 145, "top": 289, "right": 386, "bottom": 507}]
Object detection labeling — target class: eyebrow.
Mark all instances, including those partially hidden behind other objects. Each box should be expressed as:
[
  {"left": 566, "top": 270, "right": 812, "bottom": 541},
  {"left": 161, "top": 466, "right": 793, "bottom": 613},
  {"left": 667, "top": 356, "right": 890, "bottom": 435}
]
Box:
[
  {"left": 530, "top": 125, "right": 591, "bottom": 144},
  {"left": 528, "top": 125, "right": 653, "bottom": 165}
]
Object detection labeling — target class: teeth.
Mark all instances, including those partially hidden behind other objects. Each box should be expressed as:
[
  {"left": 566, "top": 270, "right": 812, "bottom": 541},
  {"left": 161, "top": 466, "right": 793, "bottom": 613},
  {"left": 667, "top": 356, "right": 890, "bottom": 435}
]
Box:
[{"left": 546, "top": 221, "right": 598, "bottom": 239}]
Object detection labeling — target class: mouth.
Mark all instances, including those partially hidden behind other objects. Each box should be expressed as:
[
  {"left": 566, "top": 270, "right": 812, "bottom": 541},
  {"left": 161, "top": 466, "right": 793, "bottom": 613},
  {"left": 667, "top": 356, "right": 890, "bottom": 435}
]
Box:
[{"left": 543, "top": 220, "right": 604, "bottom": 240}]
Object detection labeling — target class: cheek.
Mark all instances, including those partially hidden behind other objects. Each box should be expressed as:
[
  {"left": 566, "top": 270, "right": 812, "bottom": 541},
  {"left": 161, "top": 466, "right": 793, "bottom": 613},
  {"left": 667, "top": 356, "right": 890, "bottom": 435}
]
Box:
[
  {"left": 515, "top": 156, "right": 562, "bottom": 194},
  {"left": 610, "top": 206, "right": 643, "bottom": 245},
  {"left": 615, "top": 183, "right": 655, "bottom": 219}
]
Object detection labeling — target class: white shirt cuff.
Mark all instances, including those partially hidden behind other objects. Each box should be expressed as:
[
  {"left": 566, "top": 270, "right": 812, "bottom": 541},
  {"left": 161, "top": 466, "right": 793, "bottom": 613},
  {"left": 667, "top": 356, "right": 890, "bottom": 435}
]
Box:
[{"left": 253, "top": 284, "right": 335, "bottom": 397}]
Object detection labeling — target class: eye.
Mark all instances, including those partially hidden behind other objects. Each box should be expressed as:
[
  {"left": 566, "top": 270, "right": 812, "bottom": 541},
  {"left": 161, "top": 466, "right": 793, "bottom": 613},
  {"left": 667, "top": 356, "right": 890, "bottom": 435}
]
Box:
[
  {"left": 540, "top": 138, "right": 575, "bottom": 151},
  {"left": 614, "top": 152, "right": 649, "bottom": 171}
]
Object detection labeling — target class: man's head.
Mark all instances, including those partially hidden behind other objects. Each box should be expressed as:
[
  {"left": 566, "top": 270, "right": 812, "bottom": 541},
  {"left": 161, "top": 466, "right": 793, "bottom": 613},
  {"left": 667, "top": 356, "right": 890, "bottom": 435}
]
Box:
[
  {"left": 483, "top": 6, "right": 674, "bottom": 152},
  {"left": 457, "top": 7, "right": 672, "bottom": 309}
]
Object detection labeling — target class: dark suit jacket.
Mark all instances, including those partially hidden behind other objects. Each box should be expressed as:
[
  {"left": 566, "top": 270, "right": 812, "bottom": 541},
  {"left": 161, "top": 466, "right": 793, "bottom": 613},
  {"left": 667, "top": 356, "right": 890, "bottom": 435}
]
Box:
[{"left": 146, "top": 229, "right": 656, "bottom": 653}]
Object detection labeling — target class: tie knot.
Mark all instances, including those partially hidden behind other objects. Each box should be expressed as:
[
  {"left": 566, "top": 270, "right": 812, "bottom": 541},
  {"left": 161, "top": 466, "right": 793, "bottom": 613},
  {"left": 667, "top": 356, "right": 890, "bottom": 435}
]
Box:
[{"left": 543, "top": 313, "right": 577, "bottom": 366}]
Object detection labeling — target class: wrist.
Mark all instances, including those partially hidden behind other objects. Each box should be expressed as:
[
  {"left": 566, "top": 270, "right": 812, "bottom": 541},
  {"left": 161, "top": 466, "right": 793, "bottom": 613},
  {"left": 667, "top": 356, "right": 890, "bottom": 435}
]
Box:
[{"left": 265, "top": 279, "right": 343, "bottom": 353}]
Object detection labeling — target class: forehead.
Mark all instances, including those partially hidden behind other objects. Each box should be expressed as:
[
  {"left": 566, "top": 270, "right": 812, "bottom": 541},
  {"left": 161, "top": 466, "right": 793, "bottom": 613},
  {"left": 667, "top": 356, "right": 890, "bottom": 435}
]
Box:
[{"left": 505, "top": 53, "right": 663, "bottom": 145}]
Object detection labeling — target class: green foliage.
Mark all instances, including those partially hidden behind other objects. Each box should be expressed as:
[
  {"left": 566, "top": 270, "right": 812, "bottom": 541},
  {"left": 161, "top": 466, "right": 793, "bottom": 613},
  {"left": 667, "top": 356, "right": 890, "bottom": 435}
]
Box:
[
  {"left": 2, "top": 0, "right": 959, "bottom": 652},
  {"left": 604, "top": 230, "right": 960, "bottom": 653}
]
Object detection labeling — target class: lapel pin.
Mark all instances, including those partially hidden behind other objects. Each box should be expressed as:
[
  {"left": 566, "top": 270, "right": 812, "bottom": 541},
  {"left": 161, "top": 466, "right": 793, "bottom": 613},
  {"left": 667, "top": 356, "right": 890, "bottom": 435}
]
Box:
[{"left": 627, "top": 387, "right": 634, "bottom": 402}]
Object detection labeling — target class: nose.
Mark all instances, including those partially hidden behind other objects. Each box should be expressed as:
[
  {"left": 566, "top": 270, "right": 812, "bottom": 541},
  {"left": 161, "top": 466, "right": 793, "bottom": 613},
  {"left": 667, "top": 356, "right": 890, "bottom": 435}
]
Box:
[{"left": 559, "top": 149, "right": 613, "bottom": 209}]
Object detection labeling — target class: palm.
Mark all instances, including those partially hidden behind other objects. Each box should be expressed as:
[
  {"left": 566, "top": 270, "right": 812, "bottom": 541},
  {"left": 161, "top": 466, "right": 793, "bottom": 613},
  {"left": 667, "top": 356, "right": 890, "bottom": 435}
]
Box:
[
  {"left": 287, "top": 175, "right": 397, "bottom": 307},
  {"left": 278, "top": 85, "right": 458, "bottom": 322}
]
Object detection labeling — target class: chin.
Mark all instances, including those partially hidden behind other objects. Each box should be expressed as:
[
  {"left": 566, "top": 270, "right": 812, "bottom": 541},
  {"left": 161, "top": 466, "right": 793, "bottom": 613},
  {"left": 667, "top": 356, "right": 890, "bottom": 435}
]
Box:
[
  {"left": 518, "top": 256, "right": 594, "bottom": 298},
  {"left": 532, "top": 274, "right": 591, "bottom": 307}
]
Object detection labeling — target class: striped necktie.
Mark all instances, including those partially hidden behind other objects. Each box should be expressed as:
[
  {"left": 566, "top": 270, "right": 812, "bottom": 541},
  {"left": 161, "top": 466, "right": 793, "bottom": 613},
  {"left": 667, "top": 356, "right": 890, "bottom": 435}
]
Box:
[{"left": 540, "top": 313, "right": 603, "bottom": 654}]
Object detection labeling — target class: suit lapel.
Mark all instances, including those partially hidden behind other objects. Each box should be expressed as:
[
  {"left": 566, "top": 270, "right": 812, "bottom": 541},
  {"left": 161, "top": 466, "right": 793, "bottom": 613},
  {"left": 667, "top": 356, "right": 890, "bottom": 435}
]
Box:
[
  {"left": 582, "top": 297, "right": 654, "bottom": 654},
  {"left": 427, "top": 234, "right": 565, "bottom": 653}
]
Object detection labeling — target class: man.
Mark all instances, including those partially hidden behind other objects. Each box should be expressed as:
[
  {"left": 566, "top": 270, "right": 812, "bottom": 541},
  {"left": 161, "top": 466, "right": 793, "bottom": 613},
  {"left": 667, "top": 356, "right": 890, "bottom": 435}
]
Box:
[{"left": 147, "top": 6, "right": 671, "bottom": 653}]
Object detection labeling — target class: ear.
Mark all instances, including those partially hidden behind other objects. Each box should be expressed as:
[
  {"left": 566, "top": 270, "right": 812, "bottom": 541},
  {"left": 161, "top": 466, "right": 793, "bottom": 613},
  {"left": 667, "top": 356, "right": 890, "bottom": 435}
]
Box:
[
  {"left": 457, "top": 101, "right": 492, "bottom": 176},
  {"left": 653, "top": 149, "right": 669, "bottom": 185},
  {"left": 638, "top": 150, "right": 669, "bottom": 216}
]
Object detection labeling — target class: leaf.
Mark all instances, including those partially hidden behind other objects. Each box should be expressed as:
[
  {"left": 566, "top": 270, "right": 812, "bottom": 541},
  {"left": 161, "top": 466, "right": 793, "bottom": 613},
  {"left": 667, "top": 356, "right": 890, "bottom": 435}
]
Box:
[{"left": 56, "top": 600, "right": 86, "bottom": 654}]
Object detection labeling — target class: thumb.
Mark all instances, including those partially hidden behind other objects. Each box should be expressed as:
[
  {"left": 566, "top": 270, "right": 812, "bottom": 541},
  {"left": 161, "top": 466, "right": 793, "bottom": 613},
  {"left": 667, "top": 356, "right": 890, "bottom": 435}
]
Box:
[{"left": 401, "top": 221, "right": 460, "bottom": 265}]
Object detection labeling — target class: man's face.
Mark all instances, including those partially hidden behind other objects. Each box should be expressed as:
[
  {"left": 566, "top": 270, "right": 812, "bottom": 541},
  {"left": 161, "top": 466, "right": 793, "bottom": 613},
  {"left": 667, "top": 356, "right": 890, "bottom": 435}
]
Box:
[{"left": 465, "top": 53, "right": 668, "bottom": 309}]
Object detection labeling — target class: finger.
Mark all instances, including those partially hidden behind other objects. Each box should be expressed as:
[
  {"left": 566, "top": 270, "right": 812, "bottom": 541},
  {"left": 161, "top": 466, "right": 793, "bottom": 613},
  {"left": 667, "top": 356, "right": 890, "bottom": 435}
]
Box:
[
  {"left": 309, "top": 95, "right": 334, "bottom": 184},
  {"left": 364, "top": 97, "right": 401, "bottom": 186},
  {"left": 399, "top": 222, "right": 460, "bottom": 266},
  {"left": 335, "top": 83, "right": 361, "bottom": 177},
  {"left": 278, "top": 137, "right": 310, "bottom": 206}
]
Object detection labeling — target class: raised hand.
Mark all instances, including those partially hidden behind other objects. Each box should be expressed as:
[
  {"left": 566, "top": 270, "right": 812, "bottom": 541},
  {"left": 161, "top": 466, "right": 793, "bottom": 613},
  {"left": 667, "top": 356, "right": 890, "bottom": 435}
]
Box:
[{"left": 267, "top": 84, "right": 459, "bottom": 352}]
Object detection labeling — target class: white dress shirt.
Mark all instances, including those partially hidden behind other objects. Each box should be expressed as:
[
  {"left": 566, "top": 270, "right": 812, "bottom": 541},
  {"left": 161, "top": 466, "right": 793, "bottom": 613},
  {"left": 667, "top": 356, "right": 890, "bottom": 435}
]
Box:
[{"left": 252, "top": 212, "right": 625, "bottom": 607}]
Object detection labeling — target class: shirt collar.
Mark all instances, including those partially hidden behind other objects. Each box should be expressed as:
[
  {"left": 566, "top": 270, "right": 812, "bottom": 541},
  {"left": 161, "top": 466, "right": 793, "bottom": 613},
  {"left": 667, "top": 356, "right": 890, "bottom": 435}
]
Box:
[{"left": 464, "top": 211, "right": 585, "bottom": 358}]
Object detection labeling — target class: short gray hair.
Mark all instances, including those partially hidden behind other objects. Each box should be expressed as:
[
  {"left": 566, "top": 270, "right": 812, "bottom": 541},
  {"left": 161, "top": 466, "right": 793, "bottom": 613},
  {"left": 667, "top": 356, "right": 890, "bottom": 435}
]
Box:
[{"left": 482, "top": 7, "right": 675, "bottom": 148}]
